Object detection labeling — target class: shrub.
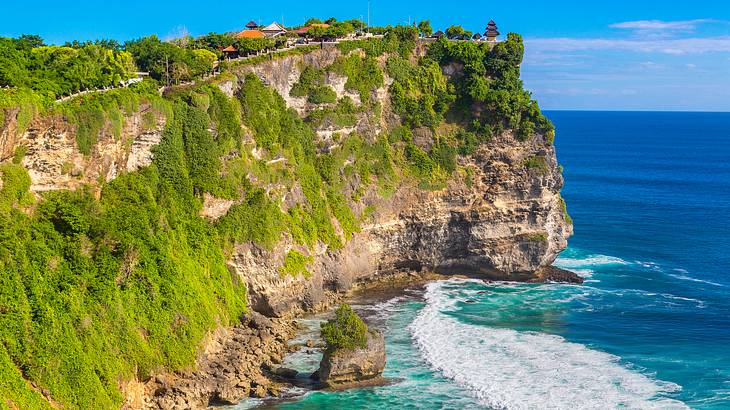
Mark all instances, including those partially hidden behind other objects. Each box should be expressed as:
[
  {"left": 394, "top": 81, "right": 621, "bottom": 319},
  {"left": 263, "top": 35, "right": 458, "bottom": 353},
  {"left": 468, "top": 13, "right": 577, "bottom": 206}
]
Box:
[
  {"left": 307, "top": 86, "right": 337, "bottom": 104},
  {"left": 290, "top": 65, "right": 325, "bottom": 98},
  {"left": 524, "top": 155, "right": 548, "bottom": 173},
  {"left": 559, "top": 195, "right": 573, "bottom": 225},
  {"left": 329, "top": 54, "right": 383, "bottom": 101},
  {"left": 279, "top": 249, "right": 314, "bottom": 278},
  {"left": 320, "top": 304, "right": 368, "bottom": 350}
]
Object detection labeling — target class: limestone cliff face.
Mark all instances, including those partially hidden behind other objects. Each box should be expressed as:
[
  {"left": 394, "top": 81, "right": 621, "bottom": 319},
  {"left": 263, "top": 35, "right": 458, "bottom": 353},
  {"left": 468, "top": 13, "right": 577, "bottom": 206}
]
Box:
[
  {"left": 229, "top": 128, "right": 572, "bottom": 317},
  {"left": 208, "top": 49, "right": 573, "bottom": 318},
  {"left": 1, "top": 47, "right": 572, "bottom": 321},
  {"left": 229, "top": 47, "right": 391, "bottom": 144},
  {"left": 0, "top": 103, "right": 164, "bottom": 193}
]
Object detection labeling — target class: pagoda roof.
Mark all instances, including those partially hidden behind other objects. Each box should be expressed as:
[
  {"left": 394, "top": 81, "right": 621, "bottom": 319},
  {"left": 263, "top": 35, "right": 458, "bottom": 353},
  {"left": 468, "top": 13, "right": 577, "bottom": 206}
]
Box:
[
  {"left": 221, "top": 45, "right": 237, "bottom": 52},
  {"left": 246, "top": 20, "right": 258, "bottom": 28}
]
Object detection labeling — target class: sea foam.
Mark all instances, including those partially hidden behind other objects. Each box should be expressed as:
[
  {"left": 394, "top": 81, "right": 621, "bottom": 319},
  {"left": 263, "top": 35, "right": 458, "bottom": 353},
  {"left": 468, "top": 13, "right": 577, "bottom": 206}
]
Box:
[
  {"left": 554, "top": 254, "right": 628, "bottom": 269},
  {"left": 410, "top": 280, "right": 689, "bottom": 410}
]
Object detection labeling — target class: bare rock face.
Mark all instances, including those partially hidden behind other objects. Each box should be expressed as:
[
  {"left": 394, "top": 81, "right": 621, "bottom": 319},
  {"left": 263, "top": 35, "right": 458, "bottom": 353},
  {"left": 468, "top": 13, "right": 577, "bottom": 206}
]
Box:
[
  {"left": 136, "top": 312, "right": 297, "bottom": 409},
  {"left": 318, "top": 330, "right": 386, "bottom": 387},
  {"left": 231, "top": 130, "right": 574, "bottom": 318},
  {"left": 0, "top": 104, "right": 164, "bottom": 193}
]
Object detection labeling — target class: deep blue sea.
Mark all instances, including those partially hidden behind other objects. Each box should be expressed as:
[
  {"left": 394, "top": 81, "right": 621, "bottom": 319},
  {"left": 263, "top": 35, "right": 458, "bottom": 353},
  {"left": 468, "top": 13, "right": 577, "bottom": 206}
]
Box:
[{"left": 238, "top": 111, "right": 730, "bottom": 409}]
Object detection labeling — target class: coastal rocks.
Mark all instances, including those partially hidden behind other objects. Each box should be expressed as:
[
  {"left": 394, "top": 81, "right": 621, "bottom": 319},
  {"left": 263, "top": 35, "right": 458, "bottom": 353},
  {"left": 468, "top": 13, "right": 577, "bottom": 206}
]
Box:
[
  {"left": 531, "top": 265, "right": 583, "bottom": 284},
  {"left": 317, "top": 330, "right": 386, "bottom": 388},
  {"left": 135, "top": 312, "right": 297, "bottom": 409}
]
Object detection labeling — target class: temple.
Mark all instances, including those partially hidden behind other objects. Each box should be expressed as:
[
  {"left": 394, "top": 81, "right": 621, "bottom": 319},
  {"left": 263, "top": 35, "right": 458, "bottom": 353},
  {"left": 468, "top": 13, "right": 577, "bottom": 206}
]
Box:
[{"left": 485, "top": 20, "right": 499, "bottom": 42}]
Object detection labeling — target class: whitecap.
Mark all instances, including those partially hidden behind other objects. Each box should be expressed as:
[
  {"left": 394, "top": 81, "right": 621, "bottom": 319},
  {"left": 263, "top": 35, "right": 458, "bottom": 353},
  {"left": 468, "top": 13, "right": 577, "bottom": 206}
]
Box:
[
  {"left": 555, "top": 254, "right": 629, "bottom": 269},
  {"left": 666, "top": 273, "right": 725, "bottom": 287},
  {"left": 410, "top": 280, "right": 688, "bottom": 410}
]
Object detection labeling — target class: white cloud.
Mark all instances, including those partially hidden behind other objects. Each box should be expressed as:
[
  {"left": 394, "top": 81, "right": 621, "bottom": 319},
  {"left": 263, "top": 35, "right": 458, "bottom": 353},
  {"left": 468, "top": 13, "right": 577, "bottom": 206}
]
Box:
[
  {"left": 639, "top": 61, "right": 664, "bottom": 70},
  {"left": 609, "top": 19, "right": 714, "bottom": 31},
  {"left": 525, "top": 36, "right": 730, "bottom": 55}
]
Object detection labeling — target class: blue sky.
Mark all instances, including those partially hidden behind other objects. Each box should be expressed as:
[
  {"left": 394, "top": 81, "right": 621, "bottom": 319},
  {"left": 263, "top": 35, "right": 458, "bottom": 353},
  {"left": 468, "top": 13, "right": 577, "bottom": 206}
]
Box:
[{"left": 2, "top": 0, "right": 730, "bottom": 111}]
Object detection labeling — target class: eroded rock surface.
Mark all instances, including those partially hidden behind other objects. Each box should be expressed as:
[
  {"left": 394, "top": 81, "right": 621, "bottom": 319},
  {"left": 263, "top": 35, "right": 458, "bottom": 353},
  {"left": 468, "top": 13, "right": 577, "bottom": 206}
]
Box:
[
  {"left": 232, "top": 130, "right": 573, "bottom": 319},
  {"left": 318, "top": 330, "right": 386, "bottom": 388},
  {"left": 134, "top": 312, "right": 296, "bottom": 409}
]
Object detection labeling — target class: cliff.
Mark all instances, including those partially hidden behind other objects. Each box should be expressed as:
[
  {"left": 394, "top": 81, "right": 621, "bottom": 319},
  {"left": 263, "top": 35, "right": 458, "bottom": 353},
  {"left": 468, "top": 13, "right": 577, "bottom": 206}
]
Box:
[
  {"left": 0, "top": 101, "right": 165, "bottom": 193},
  {"left": 0, "top": 34, "right": 572, "bottom": 409},
  {"left": 220, "top": 45, "right": 572, "bottom": 318}
]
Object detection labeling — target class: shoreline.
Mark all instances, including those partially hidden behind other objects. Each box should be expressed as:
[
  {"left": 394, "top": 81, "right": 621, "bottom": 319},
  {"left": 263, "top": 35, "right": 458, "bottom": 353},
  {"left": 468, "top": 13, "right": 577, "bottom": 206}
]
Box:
[{"left": 136, "top": 266, "right": 581, "bottom": 409}]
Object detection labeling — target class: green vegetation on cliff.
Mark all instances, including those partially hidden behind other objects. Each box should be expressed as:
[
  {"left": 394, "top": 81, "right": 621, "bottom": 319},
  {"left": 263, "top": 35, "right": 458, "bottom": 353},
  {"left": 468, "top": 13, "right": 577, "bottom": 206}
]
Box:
[
  {"left": 0, "top": 36, "right": 135, "bottom": 99},
  {"left": 0, "top": 96, "right": 251, "bottom": 408},
  {"left": 0, "top": 25, "right": 558, "bottom": 409}
]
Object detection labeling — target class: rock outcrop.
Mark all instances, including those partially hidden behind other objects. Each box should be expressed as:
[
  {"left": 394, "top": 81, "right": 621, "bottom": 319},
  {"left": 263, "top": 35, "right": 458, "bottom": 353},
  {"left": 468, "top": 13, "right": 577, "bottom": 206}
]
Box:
[
  {"left": 0, "top": 103, "right": 164, "bottom": 193},
  {"left": 131, "top": 312, "right": 296, "bottom": 409},
  {"left": 318, "top": 330, "right": 386, "bottom": 388},
  {"left": 229, "top": 128, "right": 574, "bottom": 318}
]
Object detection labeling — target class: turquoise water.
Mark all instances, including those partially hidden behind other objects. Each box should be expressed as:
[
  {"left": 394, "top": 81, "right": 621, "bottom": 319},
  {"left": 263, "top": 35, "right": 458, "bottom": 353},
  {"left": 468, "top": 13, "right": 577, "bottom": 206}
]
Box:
[{"left": 240, "top": 112, "right": 730, "bottom": 409}]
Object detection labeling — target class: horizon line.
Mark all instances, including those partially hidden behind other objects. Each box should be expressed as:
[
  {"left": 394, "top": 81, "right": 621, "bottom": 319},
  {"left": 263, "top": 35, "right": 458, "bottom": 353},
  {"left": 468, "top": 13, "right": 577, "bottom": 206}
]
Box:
[{"left": 542, "top": 108, "right": 730, "bottom": 113}]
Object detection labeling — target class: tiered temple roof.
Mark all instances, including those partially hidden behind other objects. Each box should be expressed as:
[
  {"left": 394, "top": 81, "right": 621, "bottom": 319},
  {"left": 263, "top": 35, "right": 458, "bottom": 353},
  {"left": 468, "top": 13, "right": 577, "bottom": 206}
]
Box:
[{"left": 485, "top": 20, "right": 500, "bottom": 38}]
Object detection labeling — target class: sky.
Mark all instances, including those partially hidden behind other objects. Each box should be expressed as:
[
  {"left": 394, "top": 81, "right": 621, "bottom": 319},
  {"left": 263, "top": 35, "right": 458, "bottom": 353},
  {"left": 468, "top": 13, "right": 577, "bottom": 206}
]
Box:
[{"left": 2, "top": 0, "right": 730, "bottom": 111}]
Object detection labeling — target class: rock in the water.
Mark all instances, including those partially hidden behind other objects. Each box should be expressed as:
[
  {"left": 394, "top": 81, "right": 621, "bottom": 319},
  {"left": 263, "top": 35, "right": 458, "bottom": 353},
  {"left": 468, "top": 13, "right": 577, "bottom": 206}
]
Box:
[
  {"left": 272, "top": 367, "right": 299, "bottom": 379},
  {"left": 318, "top": 330, "right": 386, "bottom": 387},
  {"left": 532, "top": 265, "right": 584, "bottom": 284},
  {"left": 211, "top": 385, "right": 247, "bottom": 405}
]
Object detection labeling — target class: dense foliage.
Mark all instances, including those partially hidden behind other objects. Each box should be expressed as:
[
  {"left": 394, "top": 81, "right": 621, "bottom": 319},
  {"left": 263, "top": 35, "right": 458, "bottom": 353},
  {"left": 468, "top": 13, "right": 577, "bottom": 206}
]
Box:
[
  {"left": 0, "top": 36, "right": 135, "bottom": 99},
  {"left": 0, "top": 110, "right": 249, "bottom": 408},
  {"left": 125, "top": 35, "right": 216, "bottom": 85},
  {"left": 0, "top": 28, "right": 559, "bottom": 409},
  {"left": 427, "top": 34, "right": 554, "bottom": 140},
  {"left": 320, "top": 304, "right": 369, "bottom": 350},
  {"left": 290, "top": 65, "right": 337, "bottom": 104}
]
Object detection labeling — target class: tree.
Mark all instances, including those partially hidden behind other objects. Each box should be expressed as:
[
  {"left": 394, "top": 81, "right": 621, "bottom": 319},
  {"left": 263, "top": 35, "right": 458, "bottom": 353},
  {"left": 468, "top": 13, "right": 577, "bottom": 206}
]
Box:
[
  {"left": 320, "top": 304, "right": 369, "bottom": 350},
  {"left": 324, "top": 22, "right": 355, "bottom": 39},
  {"left": 307, "top": 26, "right": 327, "bottom": 39},
  {"left": 304, "top": 17, "right": 323, "bottom": 26},
  {"left": 0, "top": 38, "right": 29, "bottom": 87},
  {"left": 346, "top": 19, "right": 366, "bottom": 32},
  {"left": 191, "top": 49, "right": 217, "bottom": 75},
  {"left": 417, "top": 20, "right": 433, "bottom": 38},
  {"left": 445, "top": 25, "right": 471, "bottom": 40},
  {"left": 324, "top": 17, "right": 338, "bottom": 24},
  {"left": 17, "top": 34, "right": 44, "bottom": 49}
]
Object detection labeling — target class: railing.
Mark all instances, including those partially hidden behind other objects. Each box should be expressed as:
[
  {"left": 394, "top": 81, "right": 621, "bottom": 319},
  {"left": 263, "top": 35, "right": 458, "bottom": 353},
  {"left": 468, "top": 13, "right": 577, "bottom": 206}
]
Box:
[
  {"left": 55, "top": 86, "right": 120, "bottom": 103},
  {"left": 53, "top": 33, "right": 453, "bottom": 103}
]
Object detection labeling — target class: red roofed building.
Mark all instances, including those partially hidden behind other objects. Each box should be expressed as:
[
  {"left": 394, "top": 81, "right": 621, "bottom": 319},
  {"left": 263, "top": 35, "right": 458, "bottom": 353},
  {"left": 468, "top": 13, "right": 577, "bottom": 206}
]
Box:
[
  {"left": 293, "top": 23, "right": 330, "bottom": 36},
  {"left": 221, "top": 45, "right": 237, "bottom": 59},
  {"left": 235, "top": 30, "right": 265, "bottom": 39}
]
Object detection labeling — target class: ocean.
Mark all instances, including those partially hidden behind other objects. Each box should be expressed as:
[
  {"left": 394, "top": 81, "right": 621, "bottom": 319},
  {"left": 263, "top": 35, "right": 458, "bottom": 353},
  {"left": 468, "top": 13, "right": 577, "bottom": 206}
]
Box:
[{"left": 238, "top": 111, "right": 730, "bottom": 409}]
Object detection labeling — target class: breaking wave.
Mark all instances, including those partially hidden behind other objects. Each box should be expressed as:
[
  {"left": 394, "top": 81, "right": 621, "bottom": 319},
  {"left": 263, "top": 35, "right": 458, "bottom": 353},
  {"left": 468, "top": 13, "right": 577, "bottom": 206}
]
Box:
[{"left": 410, "top": 280, "right": 688, "bottom": 410}]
